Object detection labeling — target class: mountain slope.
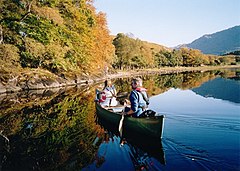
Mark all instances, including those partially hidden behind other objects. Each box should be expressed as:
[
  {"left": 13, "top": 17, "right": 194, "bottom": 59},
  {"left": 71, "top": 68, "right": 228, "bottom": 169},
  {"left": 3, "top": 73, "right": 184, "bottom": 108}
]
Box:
[{"left": 180, "top": 26, "right": 240, "bottom": 55}]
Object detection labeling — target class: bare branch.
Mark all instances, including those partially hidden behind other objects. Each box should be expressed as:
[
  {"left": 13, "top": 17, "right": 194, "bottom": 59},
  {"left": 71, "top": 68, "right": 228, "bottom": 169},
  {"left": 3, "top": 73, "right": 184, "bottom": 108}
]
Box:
[
  {"left": 20, "top": 1, "right": 33, "bottom": 21},
  {"left": 0, "top": 25, "right": 3, "bottom": 44},
  {"left": 20, "top": 12, "right": 31, "bottom": 22}
]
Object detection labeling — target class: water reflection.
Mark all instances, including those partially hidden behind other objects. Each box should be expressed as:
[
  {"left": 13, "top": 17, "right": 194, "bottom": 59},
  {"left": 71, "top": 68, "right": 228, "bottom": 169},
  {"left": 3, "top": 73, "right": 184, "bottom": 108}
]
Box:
[
  {"left": 83, "top": 112, "right": 165, "bottom": 170},
  {"left": 113, "top": 68, "right": 240, "bottom": 102},
  {"left": 0, "top": 68, "right": 239, "bottom": 170},
  {"left": 192, "top": 77, "right": 240, "bottom": 104},
  {"left": 0, "top": 85, "right": 101, "bottom": 170},
  {"left": 95, "top": 111, "right": 165, "bottom": 164}
]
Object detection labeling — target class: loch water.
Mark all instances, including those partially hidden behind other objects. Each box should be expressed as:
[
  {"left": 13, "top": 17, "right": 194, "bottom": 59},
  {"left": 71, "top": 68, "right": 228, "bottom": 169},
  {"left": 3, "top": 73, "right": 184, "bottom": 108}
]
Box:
[{"left": 0, "top": 69, "right": 239, "bottom": 171}]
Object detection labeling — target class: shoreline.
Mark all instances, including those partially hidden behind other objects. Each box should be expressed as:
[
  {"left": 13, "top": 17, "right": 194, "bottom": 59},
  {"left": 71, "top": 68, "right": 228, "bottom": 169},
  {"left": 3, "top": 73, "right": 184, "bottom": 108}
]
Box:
[
  {"left": 106, "top": 65, "right": 240, "bottom": 79},
  {"left": 0, "top": 65, "right": 239, "bottom": 94}
]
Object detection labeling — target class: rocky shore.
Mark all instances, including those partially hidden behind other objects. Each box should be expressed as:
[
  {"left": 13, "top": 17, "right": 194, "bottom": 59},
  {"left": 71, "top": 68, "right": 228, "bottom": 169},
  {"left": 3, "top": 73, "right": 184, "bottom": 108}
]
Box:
[{"left": 0, "top": 65, "right": 239, "bottom": 94}]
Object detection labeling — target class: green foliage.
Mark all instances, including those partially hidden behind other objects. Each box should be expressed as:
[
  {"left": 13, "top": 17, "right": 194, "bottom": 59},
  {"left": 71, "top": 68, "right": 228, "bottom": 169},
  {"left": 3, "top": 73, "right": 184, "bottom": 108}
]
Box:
[
  {"left": 0, "top": 44, "right": 21, "bottom": 73},
  {"left": 0, "top": 0, "right": 237, "bottom": 79},
  {"left": 112, "top": 33, "right": 237, "bottom": 69},
  {"left": 0, "top": 0, "right": 114, "bottom": 76},
  {"left": 22, "top": 15, "right": 53, "bottom": 44},
  {"left": 113, "top": 34, "right": 159, "bottom": 70},
  {"left": 37, "top": 0, "right": 62, "bottom": 7},
  {"left": 20, "top": 51, "right": 38, "bottom": 68},
  {"left": 154, "top": 51, "right": 169, "bottom": 67}
]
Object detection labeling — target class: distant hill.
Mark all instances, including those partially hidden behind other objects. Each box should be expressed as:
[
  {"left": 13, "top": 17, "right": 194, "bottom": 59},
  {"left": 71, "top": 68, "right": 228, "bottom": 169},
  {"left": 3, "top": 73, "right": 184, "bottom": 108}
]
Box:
[
  {"left": 176, "top": 26, "right": 240, "bottom": 55},
  {"left": 142, "top": 41, "right": 172, "bottom": 52},
  {"left": 111, "top": 35, "right": 171, "bottom": 53}
]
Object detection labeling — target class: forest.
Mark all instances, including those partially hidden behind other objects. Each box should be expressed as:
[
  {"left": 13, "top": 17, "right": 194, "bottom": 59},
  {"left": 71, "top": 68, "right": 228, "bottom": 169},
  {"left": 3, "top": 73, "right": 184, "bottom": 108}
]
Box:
[
  {"left": 0, "top": 0, "right": 114, "bottom": 78},
  {"left": 112, "top": 33, "right": 239, "bottom": 70},
  {"left": 0, "top": 0, "right": 239, "bottom": 81}
]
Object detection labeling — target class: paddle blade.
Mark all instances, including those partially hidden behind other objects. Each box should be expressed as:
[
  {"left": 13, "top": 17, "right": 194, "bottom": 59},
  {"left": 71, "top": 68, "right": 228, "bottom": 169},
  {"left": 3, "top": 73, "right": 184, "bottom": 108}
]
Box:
[{"left": 118, "top": 115, "right": 124, "bottom": 136}]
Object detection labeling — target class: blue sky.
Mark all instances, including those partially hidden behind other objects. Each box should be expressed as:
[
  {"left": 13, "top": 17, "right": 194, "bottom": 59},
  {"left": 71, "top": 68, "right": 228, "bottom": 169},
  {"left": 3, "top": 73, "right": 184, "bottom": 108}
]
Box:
[{"left": 94, "top": 0, "right": 240, "bottom": 47}]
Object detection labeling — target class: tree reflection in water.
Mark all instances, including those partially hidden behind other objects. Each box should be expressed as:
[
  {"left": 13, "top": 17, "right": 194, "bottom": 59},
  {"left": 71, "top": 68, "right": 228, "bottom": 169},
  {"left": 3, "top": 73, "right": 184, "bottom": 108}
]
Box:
[
  {"left": 0, "top": 85, "right": 103, "bottom": 170},
  {"left": 0, "top": 68, "right": 239, "bottom": 170}
]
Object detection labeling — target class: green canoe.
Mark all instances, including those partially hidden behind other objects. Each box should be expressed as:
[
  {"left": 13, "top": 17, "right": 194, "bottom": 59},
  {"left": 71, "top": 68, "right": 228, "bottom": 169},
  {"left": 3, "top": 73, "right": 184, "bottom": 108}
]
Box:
[
  {"left": 95, "top": 101, "right": 165, "bottom": 139},
  {"left": 95, "top": 107, "right": 166, "bottom": 165}
]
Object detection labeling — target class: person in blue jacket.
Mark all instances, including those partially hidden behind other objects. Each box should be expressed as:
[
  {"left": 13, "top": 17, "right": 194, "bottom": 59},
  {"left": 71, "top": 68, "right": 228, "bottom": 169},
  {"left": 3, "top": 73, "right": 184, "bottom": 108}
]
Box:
[{"left": 124, "top": 77, "right": 149, "bottom": 117}]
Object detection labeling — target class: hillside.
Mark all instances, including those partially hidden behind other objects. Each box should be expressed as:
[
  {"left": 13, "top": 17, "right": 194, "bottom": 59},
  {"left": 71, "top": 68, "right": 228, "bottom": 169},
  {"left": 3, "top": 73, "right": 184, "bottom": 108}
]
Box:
[
  {"left": 110, "top": 34, "right": 171, "bottom": 53},
  {"left": 142, "top": 41, "right": 172, "bottom": 53},
  {"left": 177, "top": 26, "right": 240, "bottom": 55},
  {"left": 0, "top": 1, "right": 239, "bottom": 94}
]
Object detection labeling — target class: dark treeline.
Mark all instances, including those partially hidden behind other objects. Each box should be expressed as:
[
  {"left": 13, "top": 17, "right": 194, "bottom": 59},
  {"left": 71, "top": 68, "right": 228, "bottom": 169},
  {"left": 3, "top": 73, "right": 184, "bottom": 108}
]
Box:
[{"left": 223, "top": 50, "right": 240, "bottom": 56}]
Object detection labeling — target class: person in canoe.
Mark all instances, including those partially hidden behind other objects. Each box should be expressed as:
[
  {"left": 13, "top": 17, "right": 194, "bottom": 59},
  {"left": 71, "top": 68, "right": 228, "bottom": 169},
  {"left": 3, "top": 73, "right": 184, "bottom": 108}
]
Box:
[
  {"left": 124, "top": 77, "right": 149, "bottom": 117},
  {"left": 100, "top": 79, "right": 118, "bottom": 107}
]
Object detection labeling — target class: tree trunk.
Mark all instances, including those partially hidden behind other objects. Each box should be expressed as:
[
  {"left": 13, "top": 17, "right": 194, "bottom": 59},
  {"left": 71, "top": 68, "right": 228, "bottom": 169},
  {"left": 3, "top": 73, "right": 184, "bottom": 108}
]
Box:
[{"left": 0, "top": 25, "right": 3, "bottom": 44}]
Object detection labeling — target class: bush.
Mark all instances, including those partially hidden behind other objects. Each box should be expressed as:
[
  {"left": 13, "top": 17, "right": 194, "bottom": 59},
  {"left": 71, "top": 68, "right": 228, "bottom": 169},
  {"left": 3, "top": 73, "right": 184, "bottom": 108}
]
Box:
[{"left": 0, "top": 44, "right": 20, "bottom": 67}]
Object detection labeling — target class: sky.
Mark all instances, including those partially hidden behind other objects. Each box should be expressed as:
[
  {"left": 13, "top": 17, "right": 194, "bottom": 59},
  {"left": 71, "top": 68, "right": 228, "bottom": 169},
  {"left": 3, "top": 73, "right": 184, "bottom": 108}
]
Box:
[{"left": 93, "top": 0, "right": 240, "bottom": 47}]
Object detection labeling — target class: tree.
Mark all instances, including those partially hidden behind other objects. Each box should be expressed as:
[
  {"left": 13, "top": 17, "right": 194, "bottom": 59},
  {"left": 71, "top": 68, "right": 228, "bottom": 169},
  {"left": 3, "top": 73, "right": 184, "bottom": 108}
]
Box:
[
  {"left": 0, "top": 0, "right": 114, "bottom": 76},
  {"left": 154, "top": 50, "right": 170, "bottom": 67},
  {"left": 171, "top": 49, "right": 183, "bottom": 67}
]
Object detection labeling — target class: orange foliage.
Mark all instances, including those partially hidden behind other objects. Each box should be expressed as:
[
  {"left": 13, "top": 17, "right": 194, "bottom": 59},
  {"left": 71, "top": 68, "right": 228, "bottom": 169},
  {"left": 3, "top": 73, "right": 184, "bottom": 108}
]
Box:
[
  {"left": 90, "top": 11, "right": 115, "bottom": 71},
  {"left": 32, "top": 5, "right": 64, "bottom": 25}
]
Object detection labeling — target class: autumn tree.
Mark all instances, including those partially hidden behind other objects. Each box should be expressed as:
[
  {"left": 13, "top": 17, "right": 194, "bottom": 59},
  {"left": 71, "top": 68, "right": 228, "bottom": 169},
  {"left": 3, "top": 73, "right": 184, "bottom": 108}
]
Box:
[
  {"left": 171, "top": 49, "right": 183, "bottom": 66},
  {"left": 0, "top": 0, "right": 114, "bottom": 76},
  {"left": 88, "top": 10, "right": 115, "bottom": 72},
  {"left": 154, "top": 50, "right": 170, "bottom": 67},
  {"left": 112, "top": 33, "right": 129, "bottom": 70},
  {"left": 113, "top": 33, "right": 157, "bottom": 70}
]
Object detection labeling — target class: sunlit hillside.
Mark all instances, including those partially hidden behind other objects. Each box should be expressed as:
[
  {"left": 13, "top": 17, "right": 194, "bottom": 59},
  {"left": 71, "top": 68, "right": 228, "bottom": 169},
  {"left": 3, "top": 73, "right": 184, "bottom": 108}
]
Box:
[{"left": 177, "top": 26, "right": 240, "bottom": 55}]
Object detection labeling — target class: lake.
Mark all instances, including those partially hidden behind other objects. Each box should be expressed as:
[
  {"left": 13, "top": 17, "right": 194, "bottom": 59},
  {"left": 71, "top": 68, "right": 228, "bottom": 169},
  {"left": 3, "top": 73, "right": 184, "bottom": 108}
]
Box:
[{"left": 0, "top": 69, "right": 239, "bottom": 171}]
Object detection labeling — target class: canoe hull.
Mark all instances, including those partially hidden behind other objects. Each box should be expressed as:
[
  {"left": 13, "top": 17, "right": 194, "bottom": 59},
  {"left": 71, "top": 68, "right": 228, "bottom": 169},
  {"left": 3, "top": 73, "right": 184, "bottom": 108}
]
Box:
[{"left": 95, "top": 102, "right": 165, "bottom": 139}]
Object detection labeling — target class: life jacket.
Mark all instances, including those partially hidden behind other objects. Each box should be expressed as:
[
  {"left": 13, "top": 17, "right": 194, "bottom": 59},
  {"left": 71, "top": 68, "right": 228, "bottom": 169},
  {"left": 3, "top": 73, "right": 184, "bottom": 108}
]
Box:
[
  {"left": 98, "top": 92, "right": 107, "bottom": 102},
  {"left": 135, "top": 87, "right": 149, "bottom": 105},
  {"left": 136, "top": 87, "right": 147, "bottom": 92},
  {"left": 103, "top": 86, "right": 116, "bottom": 98}
]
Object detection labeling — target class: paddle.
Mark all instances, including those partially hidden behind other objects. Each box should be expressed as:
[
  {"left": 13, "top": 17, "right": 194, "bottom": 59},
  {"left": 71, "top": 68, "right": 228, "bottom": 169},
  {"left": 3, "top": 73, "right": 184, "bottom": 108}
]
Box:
[
  {"left": 118, "top": 100, "right": 128, "bottom": 137},
  {"left": 118, "top": 114, "right": 125, "bottom": 137},
  {"left": 116, "top": 92, "right": 128, "bottom": 98},
  {"left": 109, "top": 97, "right": 112, "bottom": 106}
]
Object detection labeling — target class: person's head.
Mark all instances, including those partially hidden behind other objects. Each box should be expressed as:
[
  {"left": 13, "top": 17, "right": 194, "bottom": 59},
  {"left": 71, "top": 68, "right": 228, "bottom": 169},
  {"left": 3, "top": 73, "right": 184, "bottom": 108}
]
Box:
[
  {"left": 131, "top": 77, "right": 142, "bottom": 89},
  {"left": 104, "top": 79, "right": 112, "bottom": 87}
]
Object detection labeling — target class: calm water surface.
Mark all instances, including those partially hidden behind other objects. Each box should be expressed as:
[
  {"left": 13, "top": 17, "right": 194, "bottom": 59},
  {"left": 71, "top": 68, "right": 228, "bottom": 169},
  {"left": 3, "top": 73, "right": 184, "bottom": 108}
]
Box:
[
  {"left": 0, "top": 69, "right": 239, "bottom": 171},
  {"left": 150, "top": 88, "right": 239, "bottom": 170},
  {"left": 85, "top": 70, "right": 240, "bottom": 171}
]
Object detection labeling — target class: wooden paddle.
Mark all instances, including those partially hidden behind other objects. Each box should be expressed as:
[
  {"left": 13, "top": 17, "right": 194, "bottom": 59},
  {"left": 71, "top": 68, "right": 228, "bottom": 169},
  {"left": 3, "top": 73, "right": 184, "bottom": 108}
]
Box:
[
  {"left": 118, "top": 100, "right": 128, "bottom": 136},
  {"left": 118, "top": 114, "right": 125, "bottom": 137}
]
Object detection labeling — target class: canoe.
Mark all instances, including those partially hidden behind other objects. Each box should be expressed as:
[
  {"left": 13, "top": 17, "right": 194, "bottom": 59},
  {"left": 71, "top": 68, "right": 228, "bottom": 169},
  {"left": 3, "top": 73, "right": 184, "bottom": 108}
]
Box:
[
  {"left": 95, "top": 92, "right": 165, "bottom": 139},
  {"left": 95, "top": 110, "right": 166, "bottom": 165}
]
